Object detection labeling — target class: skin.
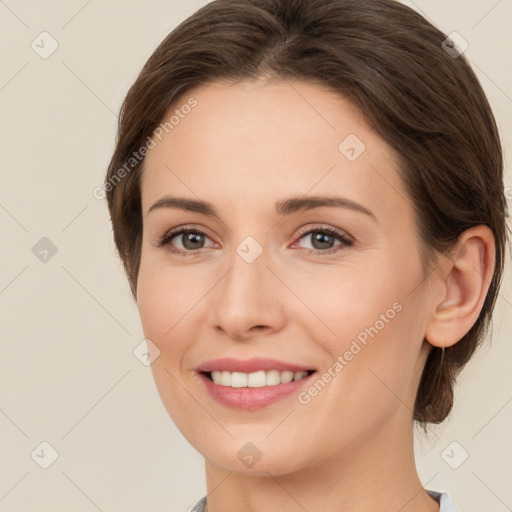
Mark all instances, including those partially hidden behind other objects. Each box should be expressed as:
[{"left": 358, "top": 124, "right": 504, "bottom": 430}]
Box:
[{"left": 136, "top": 78, "right": 495, "bottom": 512}]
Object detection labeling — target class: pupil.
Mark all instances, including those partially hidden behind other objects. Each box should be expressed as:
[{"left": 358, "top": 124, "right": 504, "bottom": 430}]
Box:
[
  {"left": 312, "top": 231, "right": 333, "bottom": 250},
  {"left": 183, "top": 232, "right": 204, "bottom": 250},
  {"left": 180, "top": 231, "right": 334, "bottom": 251}
]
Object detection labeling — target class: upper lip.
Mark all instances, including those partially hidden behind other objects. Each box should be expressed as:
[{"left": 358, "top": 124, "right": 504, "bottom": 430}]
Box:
[{"left": 196, "top": 357, "right": 316, "bottom": 374}]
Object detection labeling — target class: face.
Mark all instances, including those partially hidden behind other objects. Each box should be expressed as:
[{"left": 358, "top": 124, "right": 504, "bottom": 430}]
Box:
[{"left": 136, "top": 78, "right": 436, "bottom": 475}]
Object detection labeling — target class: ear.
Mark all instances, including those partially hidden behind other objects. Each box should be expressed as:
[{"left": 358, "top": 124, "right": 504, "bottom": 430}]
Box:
[{"left": 425, "top": 225, "right": 496, "bottom": 348}]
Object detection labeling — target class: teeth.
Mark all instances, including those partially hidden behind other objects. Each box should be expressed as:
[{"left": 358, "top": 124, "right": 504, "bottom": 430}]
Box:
[
  {"left": 210, "top": 370, "right": 310, "bottom": 387},
  {"left": 231, "top": 371, "right": 247, "bottom": 388},
  {"left": 265, "top": 370, "right": 280, "bottom": 386},
  {"left": 248, "top": 370, "right": 266, "bottom": 387}
]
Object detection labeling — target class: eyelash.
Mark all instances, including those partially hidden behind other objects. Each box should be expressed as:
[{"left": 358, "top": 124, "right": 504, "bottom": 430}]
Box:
[{"left": 157, "top": 224, "right": 353, "bottom": 257}]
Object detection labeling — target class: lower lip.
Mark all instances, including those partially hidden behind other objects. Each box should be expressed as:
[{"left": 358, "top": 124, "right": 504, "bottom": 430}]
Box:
[{"left": 198, "top": 372, "right": 316, "bottom": 410}]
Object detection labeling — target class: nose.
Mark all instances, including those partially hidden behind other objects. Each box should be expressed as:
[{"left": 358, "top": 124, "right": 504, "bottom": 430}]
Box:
[{"left": 210, "top": 248, "right": 286, "bottom": 342}]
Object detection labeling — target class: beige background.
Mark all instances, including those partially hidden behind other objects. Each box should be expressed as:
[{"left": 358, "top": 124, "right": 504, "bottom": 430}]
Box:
[{"left": 0, "top": 0, "right": 510, "bottom": 511}]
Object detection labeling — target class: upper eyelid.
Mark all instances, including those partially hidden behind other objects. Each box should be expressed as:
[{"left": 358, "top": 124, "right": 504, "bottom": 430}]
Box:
[
  {"left": 295, "top": 224, "right": 351, "bottom": 239},
  {"left": 163, "top": 223, "right": 348, "bottom": 236},
  {"left": 162, "top": 224, "right": 352, "bottom": 246}
]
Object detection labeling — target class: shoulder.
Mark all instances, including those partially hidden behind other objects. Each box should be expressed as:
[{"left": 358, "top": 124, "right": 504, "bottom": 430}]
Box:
[
  {"left": 191, "top": 492, "right": 458, "bottom": 511},
  {"left": 190, "top": 495, "right": 207, "bottom": 512},
  {"left": 426, "top": 489, "right": 459, "bottom": 512}
]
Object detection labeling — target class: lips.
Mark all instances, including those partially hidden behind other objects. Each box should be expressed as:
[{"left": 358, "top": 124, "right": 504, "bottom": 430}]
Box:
[
  {"left": 196, "top": 357, "right": 316, "bottom": 374},
  {"left": 195, "top": 357, "right": 318, "bottom": 409}
]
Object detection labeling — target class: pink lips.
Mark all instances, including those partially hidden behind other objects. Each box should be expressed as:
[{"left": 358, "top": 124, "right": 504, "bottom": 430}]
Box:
[
  {"left": 196, "top": 357, "right": 315, "bottom": 374},
  {"left": 195, "top": 357, "right": 317, "bottom": 410}
]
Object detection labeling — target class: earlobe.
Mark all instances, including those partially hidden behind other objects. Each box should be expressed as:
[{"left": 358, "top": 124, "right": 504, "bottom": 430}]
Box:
[{"left": 425, "top": 225, "right": 496, "bottom": 349}]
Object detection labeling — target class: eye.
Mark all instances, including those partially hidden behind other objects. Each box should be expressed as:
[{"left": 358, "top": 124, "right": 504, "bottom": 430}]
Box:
[
  {"left": 157, "top": 226, "right": 216, "bottom": 255},
  {"left": 156, "top": 225, "right": 353, "bottom": 257},
  {"left": 292, "top": 226, "right": 353, "bottom": 255}
]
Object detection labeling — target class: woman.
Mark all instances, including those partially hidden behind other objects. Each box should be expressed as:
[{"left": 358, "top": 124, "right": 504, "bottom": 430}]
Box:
[{"left": 104, "top": 0, "right": 508, "bottom": 510}]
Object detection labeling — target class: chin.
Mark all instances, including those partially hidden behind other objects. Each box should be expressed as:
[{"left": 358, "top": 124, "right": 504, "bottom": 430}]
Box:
[{"left": 198, "top": 437, "right": 311, "bottom": 477}]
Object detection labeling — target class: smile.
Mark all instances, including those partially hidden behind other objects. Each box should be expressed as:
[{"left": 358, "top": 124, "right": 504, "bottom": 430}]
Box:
[{"left": 204, "top": 369, "right": 315, "bottom": 388}]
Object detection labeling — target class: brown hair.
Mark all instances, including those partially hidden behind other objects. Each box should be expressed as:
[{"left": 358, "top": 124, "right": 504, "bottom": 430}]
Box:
[{"left": 105, "top": 0, "right": 509, "bottom": 428}]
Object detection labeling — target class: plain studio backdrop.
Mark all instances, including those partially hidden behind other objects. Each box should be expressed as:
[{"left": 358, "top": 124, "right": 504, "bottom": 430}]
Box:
[{"left": 0, "top": 1, "right": 511, "bottom": 511}]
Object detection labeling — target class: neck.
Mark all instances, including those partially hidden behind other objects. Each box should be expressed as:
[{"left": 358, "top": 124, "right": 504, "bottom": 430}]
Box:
[{"left": 202, "top": 409, "right": 440, "bottom": 512}]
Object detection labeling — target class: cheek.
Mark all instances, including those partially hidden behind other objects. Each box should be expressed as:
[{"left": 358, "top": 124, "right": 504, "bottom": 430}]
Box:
[
  {"left": 296, "top": 256, "right": 425, "bottom": 399},
  {"left": 296, "top": 302, "right": 424, "bottom": 449},
  {"left": 136, "top": 248, "right": 206, "bottom": 335},
  {"left": 282, "top": 259, "right": 402, "bottom": 344},
  {"left": 136, "top": 259, "right": 203, "bottom": 432},
  {"left": 136, "top": 267, "right": 167, "bottom": 340},
  {"left": 136, "top": 255, "right": 190, "bottom": 363}
]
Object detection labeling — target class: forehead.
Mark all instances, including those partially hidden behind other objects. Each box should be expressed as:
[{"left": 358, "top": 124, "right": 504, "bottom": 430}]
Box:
[{"left": 140, "top": 79, "right": 407, "bottom": 220}]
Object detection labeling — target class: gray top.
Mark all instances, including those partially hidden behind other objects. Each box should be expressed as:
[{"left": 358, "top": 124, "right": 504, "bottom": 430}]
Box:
[{"left": 191, "top": 489, "right": 458, "bottom": 511}]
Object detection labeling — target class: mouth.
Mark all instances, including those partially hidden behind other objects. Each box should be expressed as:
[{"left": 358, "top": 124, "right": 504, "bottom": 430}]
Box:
[
  {"left": 201, "top": 369, "right": 316, "bottom": 388},
  {"left": 195, "top": 357, "right": 318, "bottom": 409},
  {"left": 198, "top": 368, "right": 317, "bottom": 409}
]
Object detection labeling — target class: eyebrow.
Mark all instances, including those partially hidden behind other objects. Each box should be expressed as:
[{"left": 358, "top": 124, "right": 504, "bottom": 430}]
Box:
[{"left": 147, "top": 195, "right": 376, "bottom": 220}]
